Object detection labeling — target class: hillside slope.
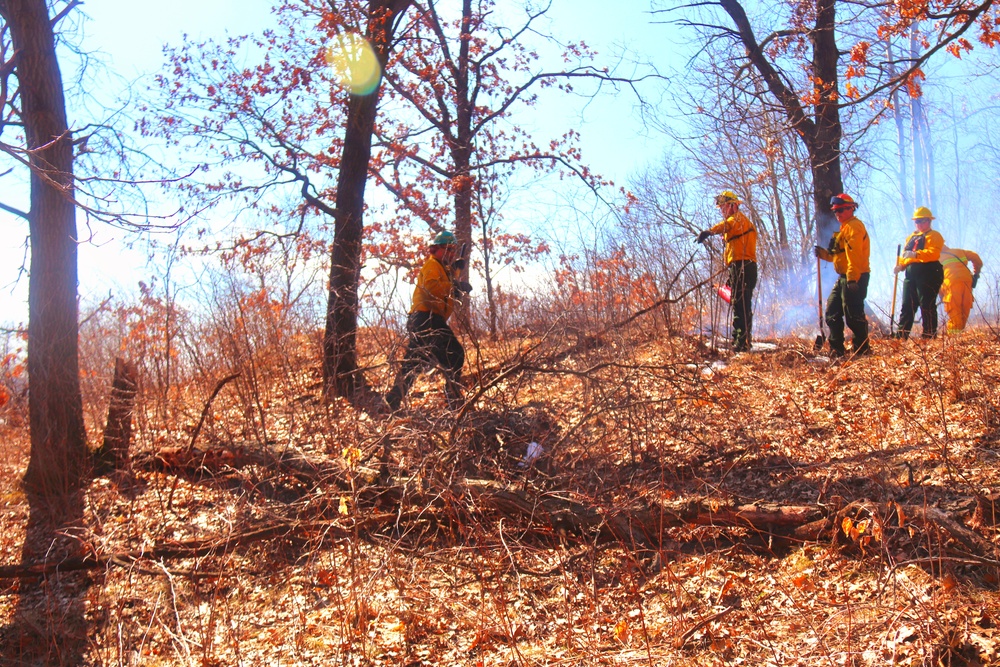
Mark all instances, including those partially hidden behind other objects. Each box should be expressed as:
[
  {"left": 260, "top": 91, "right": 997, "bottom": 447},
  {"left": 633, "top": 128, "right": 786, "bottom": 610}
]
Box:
[{"left": 1, "top": 328, "right": 998, "bottom": 665}]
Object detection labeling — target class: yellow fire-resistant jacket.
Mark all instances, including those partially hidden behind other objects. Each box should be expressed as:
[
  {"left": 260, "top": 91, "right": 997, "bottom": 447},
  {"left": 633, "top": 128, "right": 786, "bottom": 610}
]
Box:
[
  {"left": 816, "top": 215, "right": 870, "bottom": 282},
  {"left": 708, "top": 210, "right": 757, "bottom": 266},
  {"left": 410, "top": 254, "right": 455, "bottom": 319},
  {"left": 939, "top": 246, "right": 984, "bottom": 332},
  {"left": 939, "top": 247, "right": 983, "bottom": 286},
  {"left": 898, "top": 229, "right": 944, "bottom": 268}
]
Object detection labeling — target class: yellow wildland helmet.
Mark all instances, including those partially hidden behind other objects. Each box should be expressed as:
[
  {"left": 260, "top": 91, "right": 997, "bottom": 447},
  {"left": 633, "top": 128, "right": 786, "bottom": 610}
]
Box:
[
  {"left": 912, "top": 206, "right": 934, "bottom": 220},
  {"left": 714, "top": 190, "right": 741, "bottom": 206}
]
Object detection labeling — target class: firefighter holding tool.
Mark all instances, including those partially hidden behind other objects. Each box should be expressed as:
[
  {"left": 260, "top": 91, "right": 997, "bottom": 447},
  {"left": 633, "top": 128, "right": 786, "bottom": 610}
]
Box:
[
  {"left": 695, "top": 190, "right": 757, "bottom": 352},
  {"left": 893, "top": 207, "right": 945, "bottom": 339},
  {"left": 813, "top": 194, "right": 871, "bottom": 357}
]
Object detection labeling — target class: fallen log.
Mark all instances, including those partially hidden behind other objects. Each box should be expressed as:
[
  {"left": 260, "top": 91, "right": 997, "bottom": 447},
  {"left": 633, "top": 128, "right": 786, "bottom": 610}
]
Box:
[
  {"left": 94, "top": 449, "right": 1000, "bottom": 571},
  {"left": 459, "top": 479, "right": 828, "bottom": 547},
  {"left": 4, "top": 485, "right": 993, "bottom": 581}
]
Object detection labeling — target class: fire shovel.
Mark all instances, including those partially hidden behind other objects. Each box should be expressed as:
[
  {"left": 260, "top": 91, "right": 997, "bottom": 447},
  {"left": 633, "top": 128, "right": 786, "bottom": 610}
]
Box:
[{"left": 814, "top": 255, "right": 825, "bottom": 350}]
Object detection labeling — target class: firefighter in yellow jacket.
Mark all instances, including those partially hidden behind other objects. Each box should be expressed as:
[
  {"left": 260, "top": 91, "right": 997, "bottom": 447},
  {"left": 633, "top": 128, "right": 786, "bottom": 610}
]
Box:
[
  {"left": 814, "top": 194, "right": 871, "bottom": 357},
  {"left": 386, "top": 231, "right": 472, "bottom": 411},
  {"left": 939, "top": 245, "right": 983, "bottom": 333},
  {"left": 893, "top": 207, "right": 945, "bottom": 339},
  {"left": 696, "top": 190, "right": 758, "bottom": 352}
]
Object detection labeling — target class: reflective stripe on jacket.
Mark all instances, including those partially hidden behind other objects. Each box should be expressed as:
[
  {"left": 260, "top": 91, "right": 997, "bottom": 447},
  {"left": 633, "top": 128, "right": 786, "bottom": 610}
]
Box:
[
  {"left": 708, "top": 210, "right": 757, "bottom": 266},
  {"left": 939, "top": 247, "right": 983, "bottom": 285}
]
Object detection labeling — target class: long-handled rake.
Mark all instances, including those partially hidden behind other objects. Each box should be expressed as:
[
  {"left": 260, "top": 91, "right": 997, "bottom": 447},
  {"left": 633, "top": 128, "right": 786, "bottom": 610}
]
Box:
[{"left": 814, "top": 255, "right": 825, "bottom": 350}]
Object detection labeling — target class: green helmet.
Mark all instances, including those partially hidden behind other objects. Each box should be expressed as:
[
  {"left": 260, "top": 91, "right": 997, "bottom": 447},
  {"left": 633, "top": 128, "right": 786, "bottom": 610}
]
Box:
[{"left": 431, "top": 230, "right": 457, "bottom": 246}]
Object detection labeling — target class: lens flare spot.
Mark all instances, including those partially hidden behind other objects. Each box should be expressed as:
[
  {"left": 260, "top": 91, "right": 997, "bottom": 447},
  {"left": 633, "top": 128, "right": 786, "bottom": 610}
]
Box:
[{"left": 326, "top": 32, "right": 381, "bottom": 95}]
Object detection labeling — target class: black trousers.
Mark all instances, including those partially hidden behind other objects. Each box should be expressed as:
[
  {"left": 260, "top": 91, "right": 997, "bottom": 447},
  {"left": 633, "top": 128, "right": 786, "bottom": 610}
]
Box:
[
  {"left": 898, "top": 263, "right": 944, "bottom": 338},
  {"left": 825, "top": 272, "right": 870, "bottom": 353},
  {"left": 728, "top": 260, "right": 757, "bottom": 349},
  {"left": 386, "top": 311, "right": 465, "bottom": 410}
]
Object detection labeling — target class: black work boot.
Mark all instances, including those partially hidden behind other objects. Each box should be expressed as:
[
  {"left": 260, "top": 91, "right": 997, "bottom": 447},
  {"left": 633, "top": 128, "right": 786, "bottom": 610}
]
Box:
[{"left": 829, "top": 343, "right": 846, "bottom": 358}]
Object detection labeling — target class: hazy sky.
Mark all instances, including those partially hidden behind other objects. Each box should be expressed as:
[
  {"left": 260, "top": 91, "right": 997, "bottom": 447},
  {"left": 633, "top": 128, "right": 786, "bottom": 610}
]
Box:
[{"left": 1, "top": 1, "right": 995, "bottom": 331}]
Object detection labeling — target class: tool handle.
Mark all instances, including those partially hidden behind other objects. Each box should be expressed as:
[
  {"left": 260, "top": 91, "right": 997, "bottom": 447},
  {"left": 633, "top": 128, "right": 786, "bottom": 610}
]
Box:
[
  {"left": 816, "top": 255, "right": 824, "bottom": 328},
  {"left": 890, "top": 244, "right": 901, "bottom": 334}
]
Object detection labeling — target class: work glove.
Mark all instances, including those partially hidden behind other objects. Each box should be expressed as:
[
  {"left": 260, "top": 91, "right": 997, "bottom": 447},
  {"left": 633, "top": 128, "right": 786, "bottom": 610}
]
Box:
[
  {"left": 813, "top": 245, "right": 824, "bottom": 258},
  {"left": 893, "top": 264, "right": 905, "bottom": 275},
  {"left": 454, "top": 280, "right": 473, "bottom": 294},
  {"left": 696, "top": 230, "right": 711, "bottom": 244},
  {"left": 451, "top": 258, "right": 466, "bottom": 271},
  {"left": 972, "top": 273, "right": 979, "bottom": 289},
  {"left": 901, "top": 251, "right": 917, "bottom": 260},
  {"left": 845, "top": 280, "right": 860, "bottom": 294}
]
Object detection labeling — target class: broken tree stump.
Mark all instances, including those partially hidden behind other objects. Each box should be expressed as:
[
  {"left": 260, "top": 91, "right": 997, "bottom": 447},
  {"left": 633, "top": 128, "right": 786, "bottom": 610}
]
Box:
[{"left": 95, "top": 357, "right": 138, "bottom": 472}]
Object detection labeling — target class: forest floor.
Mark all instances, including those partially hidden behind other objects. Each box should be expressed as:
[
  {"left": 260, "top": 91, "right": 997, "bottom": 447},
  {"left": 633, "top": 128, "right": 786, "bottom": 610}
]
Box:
[{"left": 1, "top": 325, "right": 999, "bottom": 666}]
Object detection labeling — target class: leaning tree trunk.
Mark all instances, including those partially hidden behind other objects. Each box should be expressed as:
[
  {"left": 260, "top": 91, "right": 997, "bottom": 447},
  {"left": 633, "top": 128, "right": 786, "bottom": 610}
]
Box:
[
  {"left": 323, "top": 0, "right": 412, "bottom": 400},
  {"left": 0, "top": 0, "right": 87, "bottom": 497},
  {"left": 719, "top": 0, "right": 845, "bottom": 244}
]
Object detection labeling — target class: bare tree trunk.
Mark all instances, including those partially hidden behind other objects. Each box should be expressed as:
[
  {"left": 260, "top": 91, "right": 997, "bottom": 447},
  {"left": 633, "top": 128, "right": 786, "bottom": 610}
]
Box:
[
  {"left": 807, "top": 0, "right": 845, "bottom": 242},
  {"left": 951, "top": 93, "right": 962, "bottom": 227},
  {"left": 919, "top": 99, "right": 935, "bottom": 210},
  {"left": 0, "top": 5, "right": 91, "bottom": 664},
  {"left": 909, "top": 28, "right": 935, "bottom": 210},
  {"left": 761, "top": 111, "right": 789, "bottom": 251},
  {"left": 910, "top": 92, "right": 935, "bottom": 210},
  {"left": 888, "top": 40, "right": 912, "bottom": 220},
  {"left": 0, "top": 0, "right": 87, "bottom": 497},
  {"left": 322, "top": 0, "right": 412, "bottom": 400},
  {"left": 480, "top": 216, "right": 498, "bottom": 338}
]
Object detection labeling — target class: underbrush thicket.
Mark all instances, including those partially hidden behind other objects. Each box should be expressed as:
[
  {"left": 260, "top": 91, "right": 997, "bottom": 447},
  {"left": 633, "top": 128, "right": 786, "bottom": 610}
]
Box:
[{"left": 1, "top": 264, "right": 999, "bottom": 666}]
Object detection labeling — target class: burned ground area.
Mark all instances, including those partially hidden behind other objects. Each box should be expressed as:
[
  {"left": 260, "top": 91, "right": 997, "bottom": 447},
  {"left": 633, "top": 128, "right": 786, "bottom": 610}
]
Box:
[{"left": 1, "top": 327, "right": 999, "bottom": 666}]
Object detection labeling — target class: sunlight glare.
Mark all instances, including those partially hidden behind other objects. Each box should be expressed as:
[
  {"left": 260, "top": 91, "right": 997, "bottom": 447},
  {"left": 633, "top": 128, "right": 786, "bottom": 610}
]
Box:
[{"left": 326, "top": 32, "right": 381, "bottom": 95}]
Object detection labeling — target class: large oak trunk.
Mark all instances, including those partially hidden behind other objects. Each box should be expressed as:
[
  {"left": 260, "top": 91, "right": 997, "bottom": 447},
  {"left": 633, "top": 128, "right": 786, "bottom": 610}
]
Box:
[
  {"left": 0, "top": 0, "right": 87, "bottom": 497},
  {"left": 323, "top": 0, "right": 412, "bottom": 400}
]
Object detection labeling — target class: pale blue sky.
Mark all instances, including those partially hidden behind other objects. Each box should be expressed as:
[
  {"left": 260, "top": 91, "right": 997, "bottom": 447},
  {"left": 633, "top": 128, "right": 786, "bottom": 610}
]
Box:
[
  {"left": 0, "top": 0, "right": 676, "bottom": 325},
  {"left": 1, "top": 1, "right": 994, "bottom": 331}
]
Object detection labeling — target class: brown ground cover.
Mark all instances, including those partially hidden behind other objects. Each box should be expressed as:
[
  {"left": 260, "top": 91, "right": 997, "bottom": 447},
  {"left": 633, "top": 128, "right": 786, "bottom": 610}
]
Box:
[{"left": 1, "top": 327, "right": 998, "bottom": 665}]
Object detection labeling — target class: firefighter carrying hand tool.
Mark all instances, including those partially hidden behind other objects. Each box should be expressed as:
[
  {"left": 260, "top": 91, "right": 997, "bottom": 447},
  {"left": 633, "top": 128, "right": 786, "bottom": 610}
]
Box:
[
  {"left": 385, "top": 230, "right": 471, "bottom": 412},
  {"left": 814, "top": 194, "right": 871, "bottom": 357},
  {"left": 938, "top": 244, "right": 983, "bottom": 333},
  {"left": 696, "top": 190, "right": 757, "bottom": 352},
  {"left": 893, "top": 206, "right": 945, "bottom": 339}
]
